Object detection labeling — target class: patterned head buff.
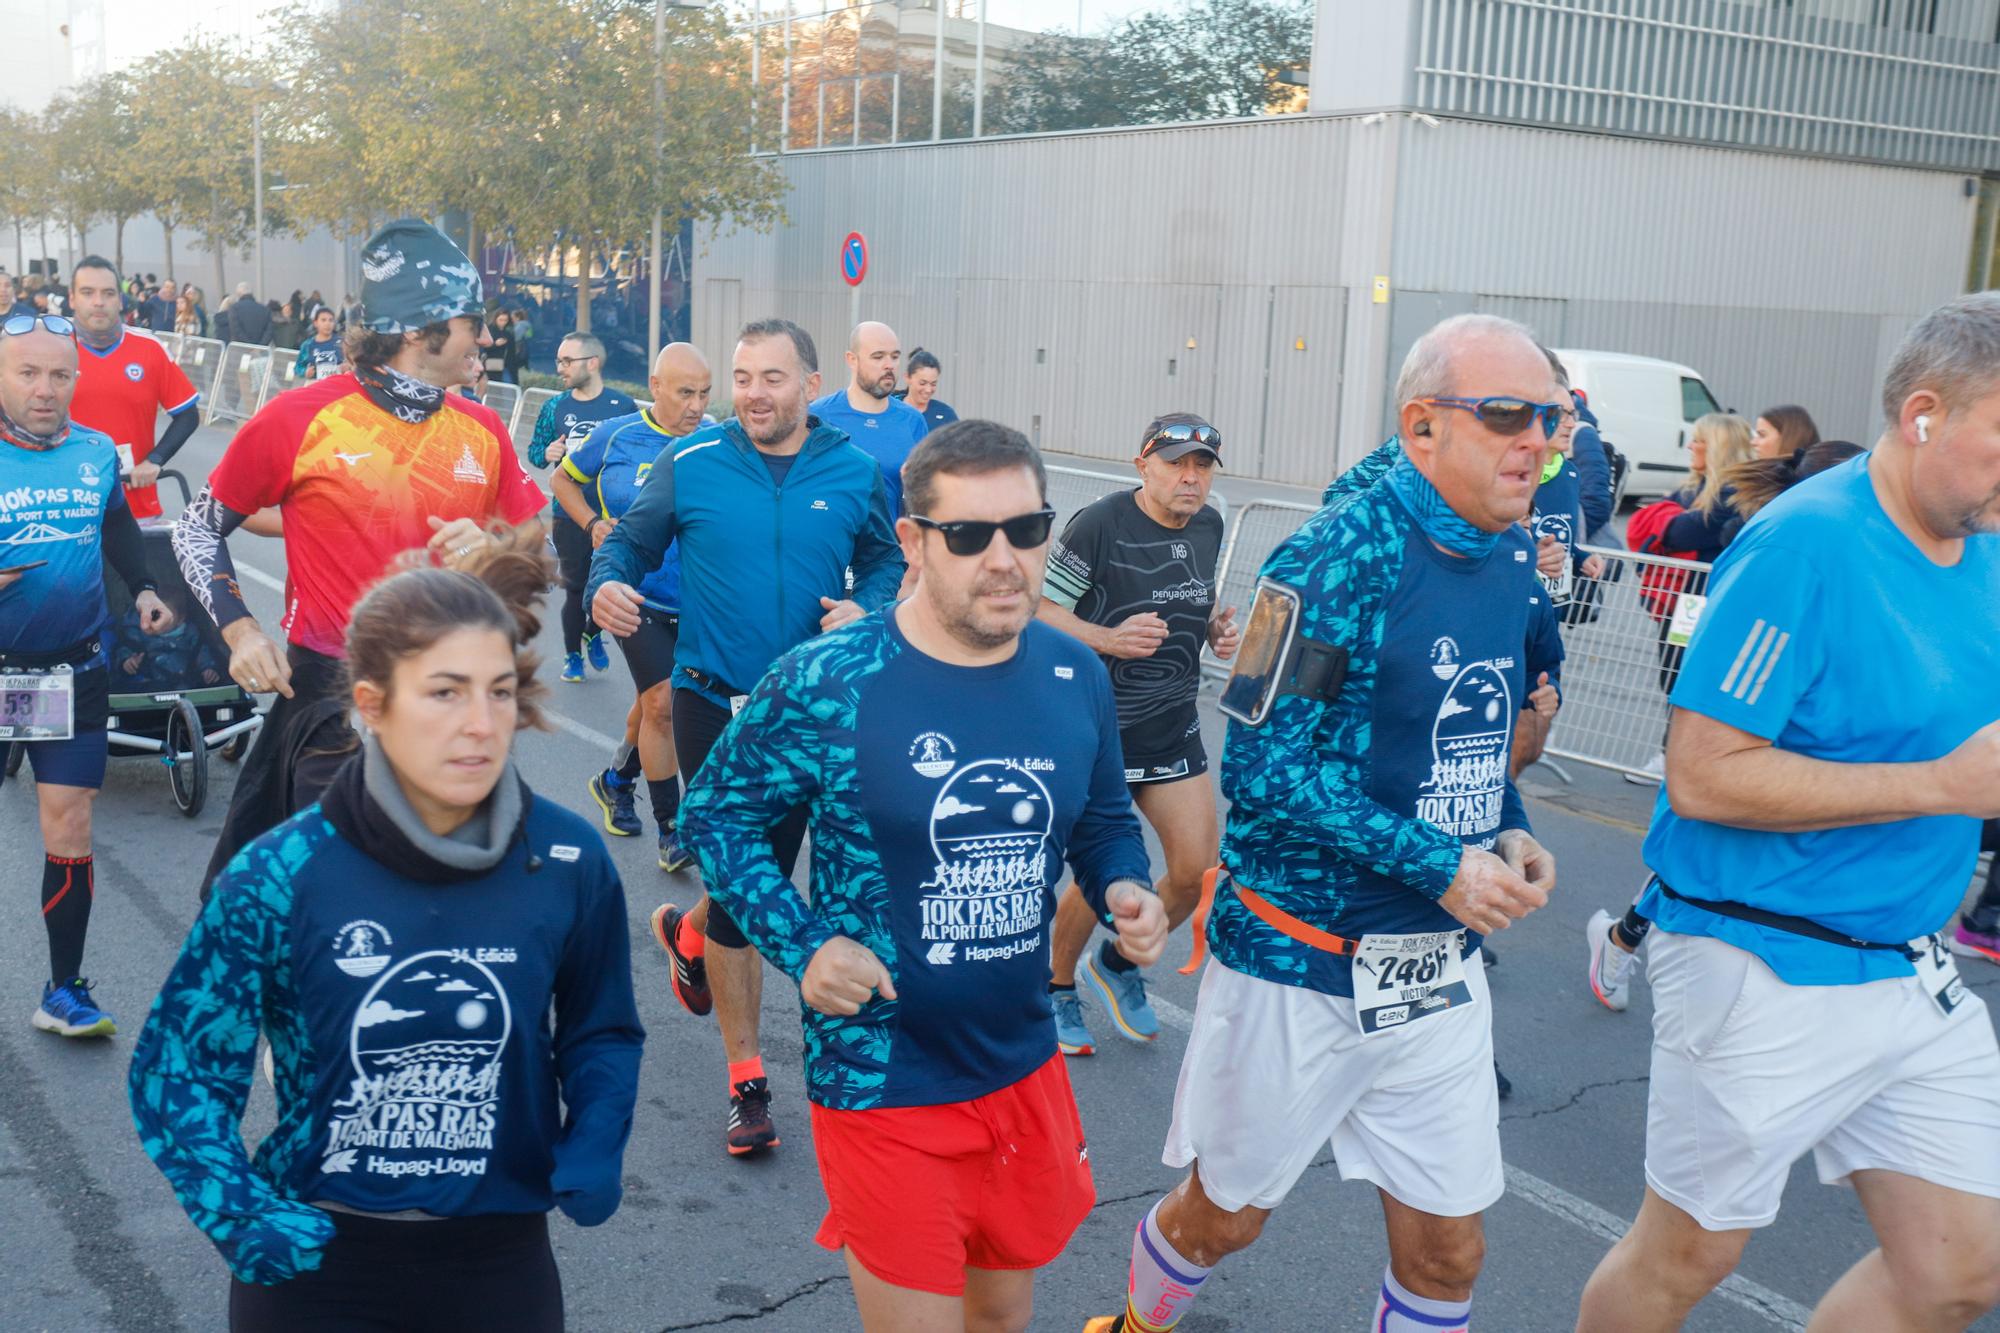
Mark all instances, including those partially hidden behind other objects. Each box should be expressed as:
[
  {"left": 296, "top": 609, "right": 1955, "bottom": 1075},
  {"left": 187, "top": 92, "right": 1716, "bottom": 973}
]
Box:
[{"left": 359, "top": 218, "right": 485, "bottom": 334}]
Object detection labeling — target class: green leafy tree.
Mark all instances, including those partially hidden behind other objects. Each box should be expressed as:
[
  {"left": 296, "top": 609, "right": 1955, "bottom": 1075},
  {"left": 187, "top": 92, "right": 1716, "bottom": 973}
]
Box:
[
  {"left": 0, "top": 106, "right": 54, "bottom": 276},
  {"left": 127, "top": 40, "right": 264, "bottom": 300},
  {"left": 988, "top": 0, "right": 1312, "bottom": 135},
  {"left": 45, "top": 74, "right": 152, "bottom": 275}
]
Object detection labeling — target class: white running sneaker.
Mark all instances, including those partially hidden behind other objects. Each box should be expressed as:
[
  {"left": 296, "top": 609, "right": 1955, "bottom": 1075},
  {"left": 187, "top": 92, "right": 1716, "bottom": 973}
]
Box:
[
  {"left": 1622, "top": 752, "right": 1666, "bottom": 787},
  {"left": 1586, "top": 909, "right": 1635, "bottom": 1012}
]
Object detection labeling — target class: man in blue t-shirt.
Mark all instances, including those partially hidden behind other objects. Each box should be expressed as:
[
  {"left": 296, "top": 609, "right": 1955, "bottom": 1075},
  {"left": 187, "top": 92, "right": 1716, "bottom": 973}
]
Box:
[
  {"left": 553, "top": 342, "right": 712, "bottom": 869},
  {"left": 1088, "top": 315, "right": 1559, "bottom": 1333},
  {"left": 1578, "top": 293, "right": 2000, "bottom": 1333},
  {"left": 810, "top": 320, "right": 928, "bottom": 515},
  {"left": 0, "top": 317, "right": 169, "bottom": 1038},
  {"left": 683, "top": 420, "right": 1164, "bottom": 1328},
  {"left": 529, "top": 332, "right": 638, "bottom": 681}
]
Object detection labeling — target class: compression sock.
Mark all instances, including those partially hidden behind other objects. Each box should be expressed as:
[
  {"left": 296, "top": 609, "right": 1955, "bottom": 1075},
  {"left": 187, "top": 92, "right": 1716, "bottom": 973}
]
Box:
[
  {"left": 728, "top": 1057, "right": 765, "bottom": 1091},
  {"left": 649, "top": 776, "right": 681, "bottom": 830},
  {"left": 41, "top": 854, "right": 93, "bottom": 986},
  {"left": 1099, "top": 935, "right": 1140, "bottom": 976},
  {"left": 1611, "top": 904, "right": 1653, "bottom": 952},
  {"left": 1123, "top": 1198, "right": 1213, "bottom": 1332},
  {"left": 560, "top": 585, "right": 586, "bottom": 656},
  {"left": 676, "top": 909, "right": 707, "bottom": 961},
  {"left": 1375, "top": 1267, "right": 1470, "bottom": 1332}
]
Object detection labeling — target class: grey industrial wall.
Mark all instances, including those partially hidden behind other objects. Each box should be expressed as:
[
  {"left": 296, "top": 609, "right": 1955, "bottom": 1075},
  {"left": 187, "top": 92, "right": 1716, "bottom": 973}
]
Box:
[{"left": 693, "top": 112, "right": 1975, "bottom": 484}]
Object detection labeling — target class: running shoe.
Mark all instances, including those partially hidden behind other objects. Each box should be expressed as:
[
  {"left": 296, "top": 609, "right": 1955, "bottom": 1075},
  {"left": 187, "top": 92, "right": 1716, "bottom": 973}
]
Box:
[
  {"left": 588, "top": 770, "right": 641, "bottom": 838},
  {"left": 560, "top": 652, "right": 586, "bottom": 684},
  {"left": 585, "top": 632, "right": 611, "bottom": 674},
  {"left": 1585, "top": 908, "right": 1635, "bottom": 1012},
  {"left": 1621, "top": 752, "right": 1665, "bottom": 787},
  {"left": 726, "top": 1077, "right": 780, "bottom": 1156},
  {"left": 1081, "top": 1317, "right": 1126, "bottom": 1333},
  {"left": 1083, "top": 949, "right": 1159, "bottom": 1044},
  {"left": 1053, "top": 989, "right": 1095, "bottom": 1058},
  {"left": 649, "top": 903, "right": 713, "bottom": 1016},
  {"left": 658, "top": 827, "right": 696, "bottom": 874},
  {"left": 32, "top": 978, "right": 115, "bottom": 1038},
  {"left": 1951, "top": 919, "right": 2000, "bottom": 964}
]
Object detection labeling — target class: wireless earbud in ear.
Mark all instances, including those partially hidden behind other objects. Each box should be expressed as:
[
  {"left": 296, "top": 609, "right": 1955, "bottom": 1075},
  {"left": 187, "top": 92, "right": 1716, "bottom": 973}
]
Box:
[
  {"left": 1413, "top": 421, "right": 1432, "bottom": 436},
  {"left": 1915, "top": 414, "right": 1931, "bottom": 444}
]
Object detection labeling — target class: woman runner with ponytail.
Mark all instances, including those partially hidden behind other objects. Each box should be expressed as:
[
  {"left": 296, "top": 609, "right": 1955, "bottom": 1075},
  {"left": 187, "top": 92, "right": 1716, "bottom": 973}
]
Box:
[{"left": 129, "top": 531, "right": 644, "bottom": 1332}]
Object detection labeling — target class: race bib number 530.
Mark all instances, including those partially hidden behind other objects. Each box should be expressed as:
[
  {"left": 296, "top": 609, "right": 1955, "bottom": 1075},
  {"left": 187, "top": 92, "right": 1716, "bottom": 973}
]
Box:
[
  {"left": 0, "top": 668, "right": 75, "bottom": 742},
  {"left": 1352, "top": 930, "right": 1473, "bottom": 1035}
]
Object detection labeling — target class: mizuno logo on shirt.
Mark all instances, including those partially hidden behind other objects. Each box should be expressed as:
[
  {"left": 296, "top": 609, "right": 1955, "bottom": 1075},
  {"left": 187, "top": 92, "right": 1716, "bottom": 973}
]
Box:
[
  {"left": 332, "top": 451, "right": 371, "bottom": 467},
  {"left": 453, "top": 444, "right": 488, "bottom": 485},
  {"left": 1717, "top": 618, "right": 1790, "bottom": 705}
]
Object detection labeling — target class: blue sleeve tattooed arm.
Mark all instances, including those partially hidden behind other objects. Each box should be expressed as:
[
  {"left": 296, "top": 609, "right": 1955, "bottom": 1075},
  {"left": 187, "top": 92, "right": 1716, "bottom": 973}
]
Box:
[
  {"left": 1067, "top": 664, "right": 1154, "bottom": 920},
  {"left": 527, "top": 399, "right": 561, "bottom": 469},
  {"left": 127, "top": 858, "right": 335, "bottom": 1284},
  {"left": 1230, "top": 513, "right": 1465, "bottom": 900},
  {"left": 680, "top": 655, "right": 837, "bottom": 981},
  {"left": 549, "top": 851, "right": 646, "bottom": 1227}
]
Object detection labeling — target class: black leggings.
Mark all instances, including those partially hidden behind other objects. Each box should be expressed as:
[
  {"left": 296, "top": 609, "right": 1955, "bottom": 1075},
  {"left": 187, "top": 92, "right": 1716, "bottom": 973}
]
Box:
[
  {"left": 673, "top": 686, "right": 806, "bottom": 948},
  {"left": 228, "top": 1211, "right": 562, "bottom": 1332},
  {"left": 552, "top": 511, "right": 595, "bottom": 656}
]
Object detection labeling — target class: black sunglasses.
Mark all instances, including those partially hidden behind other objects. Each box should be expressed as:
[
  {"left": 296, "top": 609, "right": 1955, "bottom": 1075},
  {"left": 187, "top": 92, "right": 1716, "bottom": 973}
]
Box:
[
  {"left": 910, "top": 508, "right": 1057, "bottom": 557},
  {"left": 1141, "top": 421, "right": 1221, "bottom": 457},
  {"left": 1, "top": 314, "right": 76, "bottom": 338}
]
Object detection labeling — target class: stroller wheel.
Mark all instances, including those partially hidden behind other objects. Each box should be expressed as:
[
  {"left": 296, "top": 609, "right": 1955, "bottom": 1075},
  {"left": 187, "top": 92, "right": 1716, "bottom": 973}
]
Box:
[
  {"left": 167, "top": 698, "right": 209, "bottom": 817},
  {"left": 221, "top": 730, "right": 249, "bottom": 763}
]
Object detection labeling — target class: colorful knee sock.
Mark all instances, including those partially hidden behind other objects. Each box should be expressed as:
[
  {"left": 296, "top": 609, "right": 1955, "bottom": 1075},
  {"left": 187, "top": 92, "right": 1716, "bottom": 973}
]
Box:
[
  {"left": 1374, "top": 1267, "right": 1470, "bottom": 1332},
  {"left": 1123, "top": 1199, "right": 1213, "bottom": 1332},
  {"left": 41, "top": 854, "right": 93, "bottom": 984}
]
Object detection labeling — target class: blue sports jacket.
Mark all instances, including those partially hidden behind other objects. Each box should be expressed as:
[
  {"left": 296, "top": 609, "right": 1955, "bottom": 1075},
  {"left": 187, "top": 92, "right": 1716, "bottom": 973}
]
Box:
[{"left": 583, "top": 416, "right": 905, "bottom": 707}]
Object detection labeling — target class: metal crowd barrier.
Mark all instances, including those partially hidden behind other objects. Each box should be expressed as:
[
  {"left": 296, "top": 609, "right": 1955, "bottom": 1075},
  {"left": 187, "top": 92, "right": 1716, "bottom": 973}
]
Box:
[
  {"left": 204, "top": 344, "right": 276, "bottom": 427},
  {"left": 483, "top": 381, "right": 523, "bottom": 432},
  {"left": 1543, "top": 546, "right": 1713, "bottom": 781},
  {"left": 168, "top": 335, "right": 227, "bottom": 410},
  {"left": 267, "top": 345, "right": 308, "bottom": 398},
  {"left": 1202, "top": 497, "right": 1316, "bottom": 676}
]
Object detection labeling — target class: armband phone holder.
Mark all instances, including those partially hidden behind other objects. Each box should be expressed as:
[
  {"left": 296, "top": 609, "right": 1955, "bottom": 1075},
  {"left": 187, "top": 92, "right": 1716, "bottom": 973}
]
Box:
[{"left": 1217, "top": 577, "right": 1350, "bottom": 727}]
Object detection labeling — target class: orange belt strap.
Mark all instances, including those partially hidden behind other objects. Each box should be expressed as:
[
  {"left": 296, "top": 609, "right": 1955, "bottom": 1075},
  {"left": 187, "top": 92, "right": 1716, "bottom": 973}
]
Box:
[
  {"left": 1177, "top": 866, "right": 1220, "bottom": 976},
  {"left": 1234, "top": 880, "right": 1360, "bottom": 957}
]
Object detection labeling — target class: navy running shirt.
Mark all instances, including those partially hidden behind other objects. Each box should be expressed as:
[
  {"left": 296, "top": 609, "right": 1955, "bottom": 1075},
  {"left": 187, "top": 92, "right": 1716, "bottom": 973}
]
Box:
[
  {"left": 809, "top": 391, "right": 929, "bottom": 515},
  {"left": 682, "top": 613, "right": 1151, "bottom": 1109}
]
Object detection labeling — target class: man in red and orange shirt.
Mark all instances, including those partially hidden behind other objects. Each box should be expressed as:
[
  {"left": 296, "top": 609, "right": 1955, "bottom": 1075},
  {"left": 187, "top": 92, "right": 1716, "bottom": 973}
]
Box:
[
  {"left": 174, "top": 219, "right": 547, "bottom": 894},
  {"left": 67, "top": 256, "right": 200, "bottom": 519}
]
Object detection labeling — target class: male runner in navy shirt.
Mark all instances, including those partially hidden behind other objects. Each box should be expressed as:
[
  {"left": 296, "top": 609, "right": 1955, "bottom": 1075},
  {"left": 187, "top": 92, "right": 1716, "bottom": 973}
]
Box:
[
  {"left": 683, "top": 421, "right": 1166, "bottom": 1330},
  {"left": 1578, "top": 294, "right": 2000, "bottom": 1330},
  {"left": 810, "top": 320, "right": 928, "bottom": 515}
]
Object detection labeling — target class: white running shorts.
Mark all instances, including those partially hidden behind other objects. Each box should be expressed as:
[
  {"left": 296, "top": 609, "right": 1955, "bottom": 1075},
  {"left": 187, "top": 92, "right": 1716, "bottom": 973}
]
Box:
[
  {"left": 1163, "top": 957, "right": 1503, "bottom": 1218},
  {"left": 1645, "top": 928, "right": 2000, "bottom": 1232}
]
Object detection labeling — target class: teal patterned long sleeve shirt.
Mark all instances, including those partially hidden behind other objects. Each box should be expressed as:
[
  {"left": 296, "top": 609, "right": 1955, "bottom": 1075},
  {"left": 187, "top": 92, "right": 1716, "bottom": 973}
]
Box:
[
  {"left": 681, "top": 610, "right": 1151, "bottom": 1110},
  {"left": 1212, "top": 464, "right": 1537, "bottom": 998}
]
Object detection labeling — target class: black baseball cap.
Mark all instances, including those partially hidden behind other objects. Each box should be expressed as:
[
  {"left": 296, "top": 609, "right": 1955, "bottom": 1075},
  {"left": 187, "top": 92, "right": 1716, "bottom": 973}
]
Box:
[{"left": 1140, "top": 413, "right": 1222, "bottom": 465}]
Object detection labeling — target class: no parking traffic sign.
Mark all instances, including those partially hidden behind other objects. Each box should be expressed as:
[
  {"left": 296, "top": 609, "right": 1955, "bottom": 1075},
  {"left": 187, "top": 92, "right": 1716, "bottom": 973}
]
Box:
[{"left": 840, "top": 231, "right": 868, "bottom": 287}]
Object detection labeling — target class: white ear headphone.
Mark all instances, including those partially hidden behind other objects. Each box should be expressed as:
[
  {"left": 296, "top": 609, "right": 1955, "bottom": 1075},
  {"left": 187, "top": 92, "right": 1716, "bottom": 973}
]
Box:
[{"left": 1915, "top": 414, "right": 1931, "bottom": 443}]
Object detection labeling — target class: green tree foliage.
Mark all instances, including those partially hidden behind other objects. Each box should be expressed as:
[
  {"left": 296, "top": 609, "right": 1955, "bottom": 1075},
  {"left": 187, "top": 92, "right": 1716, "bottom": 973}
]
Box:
[
  {"left": 125, "top": 39, "right": 265, "bottom": 298},
  {"left": 987, "top": 0, "right": 1312, "bottom": 135}
]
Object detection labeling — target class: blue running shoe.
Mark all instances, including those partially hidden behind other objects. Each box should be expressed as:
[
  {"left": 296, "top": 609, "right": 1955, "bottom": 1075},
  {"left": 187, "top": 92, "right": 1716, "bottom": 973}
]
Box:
[
  {"left": 588, "top": 769, "right": 642, "bottom": 837},
  {"left": 1052, "top": 988, "right": 1094, "bottom": 1057},
  {"left": 33, "top": 978, "right": 115, "bottom": 1038},
  {"left": 561, "top": 652, "right": 586, "bottom": 683},
  {"left": 1083, "top": 948, "right": 1158, "bottom": 1043},
  {"left": 658, "top": 827, "right": 695, "bottom": 873},
  {"left": 585, "top": 632, "right": 611, "bottom": 674}
]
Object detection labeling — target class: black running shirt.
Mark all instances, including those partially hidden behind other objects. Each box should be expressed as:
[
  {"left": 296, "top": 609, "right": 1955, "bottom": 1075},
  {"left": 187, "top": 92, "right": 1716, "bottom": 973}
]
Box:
[{"left": 1043, "top": 489, "right": 1224, "bottom": 762}]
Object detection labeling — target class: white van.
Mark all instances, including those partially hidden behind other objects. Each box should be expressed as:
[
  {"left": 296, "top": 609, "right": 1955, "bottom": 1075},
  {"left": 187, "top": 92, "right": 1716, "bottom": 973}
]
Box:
[{"left": 1552, "top": 350, "right": 1723, "bottom": 502}]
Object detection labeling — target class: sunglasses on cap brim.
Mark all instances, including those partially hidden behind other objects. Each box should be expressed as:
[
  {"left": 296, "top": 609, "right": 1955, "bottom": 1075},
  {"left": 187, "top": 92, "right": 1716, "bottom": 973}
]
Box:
[
  {"left": 1419, "top": 396, "right": 1565, "bottom": 439},
  {"left": 1, "top": 314, "right": 76, "bottom": 338},
  {"left": 910, "top": 508, "right": 1057, "bottom": 557},
  {"left": 1142, "top": 422, "right": 1222, "bottom": 458}
]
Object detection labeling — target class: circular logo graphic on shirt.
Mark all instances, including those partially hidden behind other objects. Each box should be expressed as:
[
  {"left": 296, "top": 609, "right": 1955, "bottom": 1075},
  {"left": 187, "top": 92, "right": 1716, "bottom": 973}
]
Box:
[
  {"left": 1429, "top": 635, "right": 1461, "bottom": 681},
  {"left": 75, "top": 460, "right": 101, "bottom": 488},
  {"left": 926, "top": 760, "right": 1053, "bottom": 880},
  {"left": 909, "top": 731, "right": 956, "bottom": 779},
  {"left": 124, "top": 362, "right": 144, "bottom": 382},
  {"left": 346, "top": 951, "right": 512, "bottom": 1104},
  {"left": 1414, "top": 661, "right": 1515, "bottom": 843},
  {"left": 333, "top": 919, "right": 395, "bottom": 977}
]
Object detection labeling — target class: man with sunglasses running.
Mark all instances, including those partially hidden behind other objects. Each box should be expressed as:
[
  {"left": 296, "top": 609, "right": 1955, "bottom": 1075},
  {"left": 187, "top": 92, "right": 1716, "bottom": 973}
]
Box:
[
  {"left": 1, "top": 313, "right": 171, "bottom": 1036},
  {"left": 1086, "top": 314, "right": 1558, "bottom": 1333},
  {"left": 1037, "top": 413, "right": 1238, "bottom": 1054},
  {"left": 683, "top": 420, "right": 1166, "bottom": 1329},
  {"left": 588, "top": 318, "right": 905, "bottom": 1158}
]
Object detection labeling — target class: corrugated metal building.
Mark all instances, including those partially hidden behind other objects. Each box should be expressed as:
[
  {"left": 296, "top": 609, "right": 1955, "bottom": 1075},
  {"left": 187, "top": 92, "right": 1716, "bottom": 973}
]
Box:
[{"left": 695, "top": 0, "right": 1999, "bottom": 484}]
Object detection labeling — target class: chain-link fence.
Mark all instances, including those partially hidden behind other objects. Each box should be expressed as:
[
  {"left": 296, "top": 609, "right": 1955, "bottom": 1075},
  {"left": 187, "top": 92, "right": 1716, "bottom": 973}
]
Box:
[{"left": 1544, "top": 545, "right": 1713, "bottom": 782}]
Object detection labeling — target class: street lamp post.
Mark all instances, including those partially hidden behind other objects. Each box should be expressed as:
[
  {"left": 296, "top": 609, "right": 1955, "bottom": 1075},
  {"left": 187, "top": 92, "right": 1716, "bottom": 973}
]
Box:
[{"left": 229, "top": 77, "right": 290, "bottom": 298}]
